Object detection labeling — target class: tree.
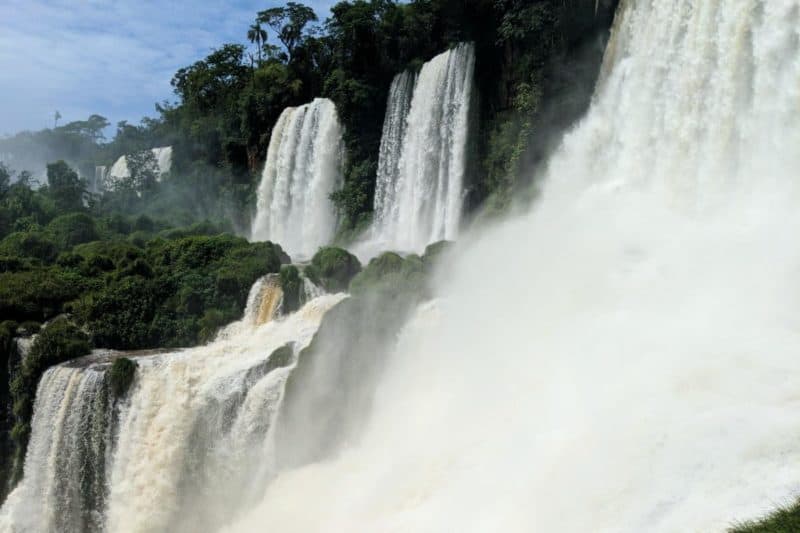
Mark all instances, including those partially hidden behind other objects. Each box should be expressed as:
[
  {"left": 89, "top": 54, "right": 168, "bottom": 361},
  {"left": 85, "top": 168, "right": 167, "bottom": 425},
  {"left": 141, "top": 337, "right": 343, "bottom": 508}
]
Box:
[
  {"left": 54, "top": 110, "right": 61, "bottom": 128},
  {"left": 247, "top": 22, "right": 268, "bottom": 64},
  {"left": 46, "top": 160, "right": 85, "bottom": 213},
  {"left": 125, "top": 149, "right": 160, "bottom": 197},
  {"left": 0, "top": 163, "right": 10, "bottom": 201},
  {"left": 257, "top": 2, "right": 318, "bottom": 64}
]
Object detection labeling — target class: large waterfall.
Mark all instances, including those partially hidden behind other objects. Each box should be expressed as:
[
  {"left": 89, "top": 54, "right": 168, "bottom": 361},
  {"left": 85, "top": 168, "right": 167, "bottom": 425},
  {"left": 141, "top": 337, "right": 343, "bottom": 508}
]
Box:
[
  {"left": 0, "top": 280, "right": 345, "bottom": 533},
  {"left": 251, "top": 98, "right": 343, "bottom": 259},
  {"left": 371, "top": 43, "right": 475, "bottom": 253},
  {"left": 5, "top": 1, "right": 800, "bottom": 531},
  {"left": 223, "top": 1, "right": 800, "bottom": 532}
]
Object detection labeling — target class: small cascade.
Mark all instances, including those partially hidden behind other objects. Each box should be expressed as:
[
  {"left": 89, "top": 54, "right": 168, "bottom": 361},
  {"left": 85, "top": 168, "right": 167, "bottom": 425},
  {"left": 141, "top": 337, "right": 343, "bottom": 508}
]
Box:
[
  {"left": 372, "top": 43, "right": 475, "bottom": 253},
  {"left": 13, "top": 336, "right": 34, "bottom": 363},
  {"left": 301, "top": 277, "right": 324, "bottom": 304},
  {"left": 92, "top": 166, "right": 107, "bottom": 193},
  {"left": 0, "top": 278, "right": 345, "bottom": 533},
  {"left": 251, "top": 98, "right": 344, "bottom": 259},
  {"left": 235, "top": 275, "right": 284, "bottom": 333}
]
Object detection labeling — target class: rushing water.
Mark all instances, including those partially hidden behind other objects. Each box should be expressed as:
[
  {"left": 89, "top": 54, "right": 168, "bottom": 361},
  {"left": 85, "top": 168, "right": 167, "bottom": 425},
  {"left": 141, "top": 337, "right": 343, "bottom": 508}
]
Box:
[
  {"left": 225, "top": 1, "right": 800, "bottom": 532},
  {"left": 0, "top": 279, "right": 345, "bottom": 533},
  {"left": 370, "top": 43, "right": 475, "bottom": 254},
  {"left": 250, "top": 98, "right": 343, "bottom": 259}
]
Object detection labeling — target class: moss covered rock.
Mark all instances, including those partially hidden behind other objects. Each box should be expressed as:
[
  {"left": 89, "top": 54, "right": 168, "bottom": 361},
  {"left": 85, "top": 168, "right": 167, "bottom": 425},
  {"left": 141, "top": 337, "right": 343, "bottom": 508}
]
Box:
[
  {"left": 109, "top": 357, "right": 138, "bottom": 397},
  {"left": 305, "top": 247, "right": 361, "bottom": 293},
  {"left": 349, "top": 252, "right": 425, "bottom": 297},
  {"left": 279, "top": 265, "right": 302, "bottom": 314}
]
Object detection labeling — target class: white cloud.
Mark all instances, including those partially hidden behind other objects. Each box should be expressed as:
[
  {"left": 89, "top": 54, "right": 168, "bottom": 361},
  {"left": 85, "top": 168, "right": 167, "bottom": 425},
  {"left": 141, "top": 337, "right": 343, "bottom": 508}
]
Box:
[{"left": 0, "top": 0, "right": 336, "bottom": 135}]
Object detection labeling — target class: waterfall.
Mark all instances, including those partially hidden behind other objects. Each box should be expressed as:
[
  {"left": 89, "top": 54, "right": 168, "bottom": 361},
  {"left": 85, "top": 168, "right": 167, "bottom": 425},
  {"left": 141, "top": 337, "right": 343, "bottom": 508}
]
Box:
[
  {"left": 225, "top": 2, "right": 800, "bottom": 532},
  {"left": 0, "top": 362, "right": 116, "bottom": 532},
  {"left": 242, "top": 274, "right": 284, "bottom": 326},
  {"left": 371, "top": 43, "right": 475, "bottom": 253},
  {"left": 373, "top": 70, "right": 416, "bottom": 233},
  {"left": 0, "top": 279, "right": 346, "bottom": 533},
  {"left": 251, "top": 98, "right": 344, "bottom": 259}
]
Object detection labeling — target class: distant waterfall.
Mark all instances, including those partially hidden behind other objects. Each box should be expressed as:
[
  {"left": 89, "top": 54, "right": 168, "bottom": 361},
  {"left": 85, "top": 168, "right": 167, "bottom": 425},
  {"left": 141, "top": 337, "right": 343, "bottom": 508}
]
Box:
[
  {"left": 251, "top": 98, "right": 344, "bottom": 259},
  {"left": 106, "top": 146, "right": 173, "bottom": 185},
  {"left": 0, "top": 279, "right": 345, "bottom": 533},
  {"left": 372, "top": 43, "right": 475, "bottom": 252}
]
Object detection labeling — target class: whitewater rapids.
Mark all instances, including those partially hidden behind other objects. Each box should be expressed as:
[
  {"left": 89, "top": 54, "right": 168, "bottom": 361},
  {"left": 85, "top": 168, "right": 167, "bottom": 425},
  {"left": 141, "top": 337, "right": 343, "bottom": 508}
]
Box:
[{"left": 225, "top": 1, "right": 800, "bottom": 531}]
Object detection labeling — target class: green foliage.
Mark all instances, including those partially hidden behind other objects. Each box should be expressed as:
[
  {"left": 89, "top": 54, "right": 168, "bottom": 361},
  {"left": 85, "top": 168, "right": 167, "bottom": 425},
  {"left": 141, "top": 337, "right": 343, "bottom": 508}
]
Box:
[
  {"left": 46, "top": 161, "right": 86, "bottom": 213},
  {"left": 279, "top": 265, "right": 303, "bottom": 314},
  {"left": 0, "top": 268, "right": 91, "bottom": 321},
  {"left": 72, "top": 234, "right": 287, "bottom": 349},
  {"left": 257, "top": 2, "right": 318, "bottom": 63},
  {"left": 108, "top": 357, "right": 138, "bottom": 397},
  {"left": 0, "top": 320, "right": 18, "bottom": 502},
  {"left": 0, "top": 231, "right": 58, "bottom": 262},
  {"left": 730, "top": 502, "right": 800, "bottom": 532},
  {"left": 305, "top": 246, "right": 361, "bottom": 292},
  {"left": 47, "top": 213, "right": 99, "bottom": 248},
  {"left": 349, "top": 251, "right": 425, "bottom": 298},
  {"left": 26, "top": 317, "right": 91, "bottom": 369}
]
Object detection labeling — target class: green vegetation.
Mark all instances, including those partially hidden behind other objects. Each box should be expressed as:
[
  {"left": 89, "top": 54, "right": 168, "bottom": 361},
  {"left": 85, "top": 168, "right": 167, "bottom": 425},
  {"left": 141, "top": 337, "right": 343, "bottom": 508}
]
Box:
[
  {"left": 108, "top": 357, "right": 138, "bottom": 397},
  {"left": 0, "top": 321, "right": 18, "bottom": 501},
  {"left": 279, "top": 265, "right": 303, "bottom": 313},
  {"left": 730, "top": 503, "right": 800, "bottom": 533},
  {"left": 305, "top": 247, "right": 362, "bottom": 292}
]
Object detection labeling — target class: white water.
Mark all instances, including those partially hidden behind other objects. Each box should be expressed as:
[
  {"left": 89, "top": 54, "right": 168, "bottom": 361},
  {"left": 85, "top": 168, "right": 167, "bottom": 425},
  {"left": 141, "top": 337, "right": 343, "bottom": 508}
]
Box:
[
  {"left": 226, "top": 1, "right": 800, "bottom": 532},
  {"left": 1, "top": 280, "right": 345, "bottom": 533},
  {"left": 370, "top": 43, "right": 475, "bottom": 254},
  {"left": 373, "top": 70, "right": 416, "bottom": 233},
  {"left": 251, "top": 98, "right": 343, "bottom": 259}
]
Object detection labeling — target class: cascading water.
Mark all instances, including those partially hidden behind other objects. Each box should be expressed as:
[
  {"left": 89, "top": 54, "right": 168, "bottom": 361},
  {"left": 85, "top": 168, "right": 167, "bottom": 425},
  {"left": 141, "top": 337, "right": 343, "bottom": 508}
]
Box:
[
  {"left": 224, "top": 2, "right": 800, "bottom": 532},
  {"left": 251, "top": 98, "right": 344, "bottom": 259},
  {"left": 0, "top": 277, "right": 345, "bottom": 533},
  {"left": 0, "top": 363, "right": 116, "bottom": 532},
  {"left": 371, "top": 43, "right": 475, "bottom": 253},
  {"left": 373, "top": 70, "right": 416, "bottom": 233}
]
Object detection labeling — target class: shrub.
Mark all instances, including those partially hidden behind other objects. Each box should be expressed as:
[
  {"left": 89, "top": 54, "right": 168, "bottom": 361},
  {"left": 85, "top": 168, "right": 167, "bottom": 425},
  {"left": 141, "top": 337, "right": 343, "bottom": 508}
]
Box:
[
  {"left": 26, "top": 317, "right": 90, "bottom": 369},
  {"left": 198, "top": 308, "right": 228, "bottom": 343},
  {"left": 108, "top": 357, "right": 137, "bottom": 397},
  {"left": 279, "top": 265, "right": 302, "bottom": 313},
  {"left": 46, "top": 213, "right": 99, "bottom": 248},
  {"left": 0, "top": 232, "right": 58, "bottom": 262},
  {"left": 305, "top": 247, "right": 361, "bottom": 292},
  {"left": 349, "top": 251, "right": 425, "bottom": 298}
]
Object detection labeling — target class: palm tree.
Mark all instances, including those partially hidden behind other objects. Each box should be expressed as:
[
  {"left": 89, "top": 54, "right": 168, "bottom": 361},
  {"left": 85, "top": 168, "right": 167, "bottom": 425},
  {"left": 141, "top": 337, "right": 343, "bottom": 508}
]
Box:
[{"left": 247, "top": 22, "right": 267, "bottom": 65}]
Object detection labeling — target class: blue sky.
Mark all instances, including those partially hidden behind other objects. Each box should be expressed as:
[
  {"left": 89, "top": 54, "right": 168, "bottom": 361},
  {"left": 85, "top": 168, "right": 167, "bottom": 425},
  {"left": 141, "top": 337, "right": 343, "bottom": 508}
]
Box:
[{"left": 0, "top": 0, "right": 335, "bottom": 136}]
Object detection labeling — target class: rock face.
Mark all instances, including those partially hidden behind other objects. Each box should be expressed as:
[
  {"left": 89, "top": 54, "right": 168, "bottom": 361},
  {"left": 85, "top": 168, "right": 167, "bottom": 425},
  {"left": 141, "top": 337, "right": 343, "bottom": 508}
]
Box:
[{"left": 304, "top": 247, "right": 362, "bottom": 293}]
